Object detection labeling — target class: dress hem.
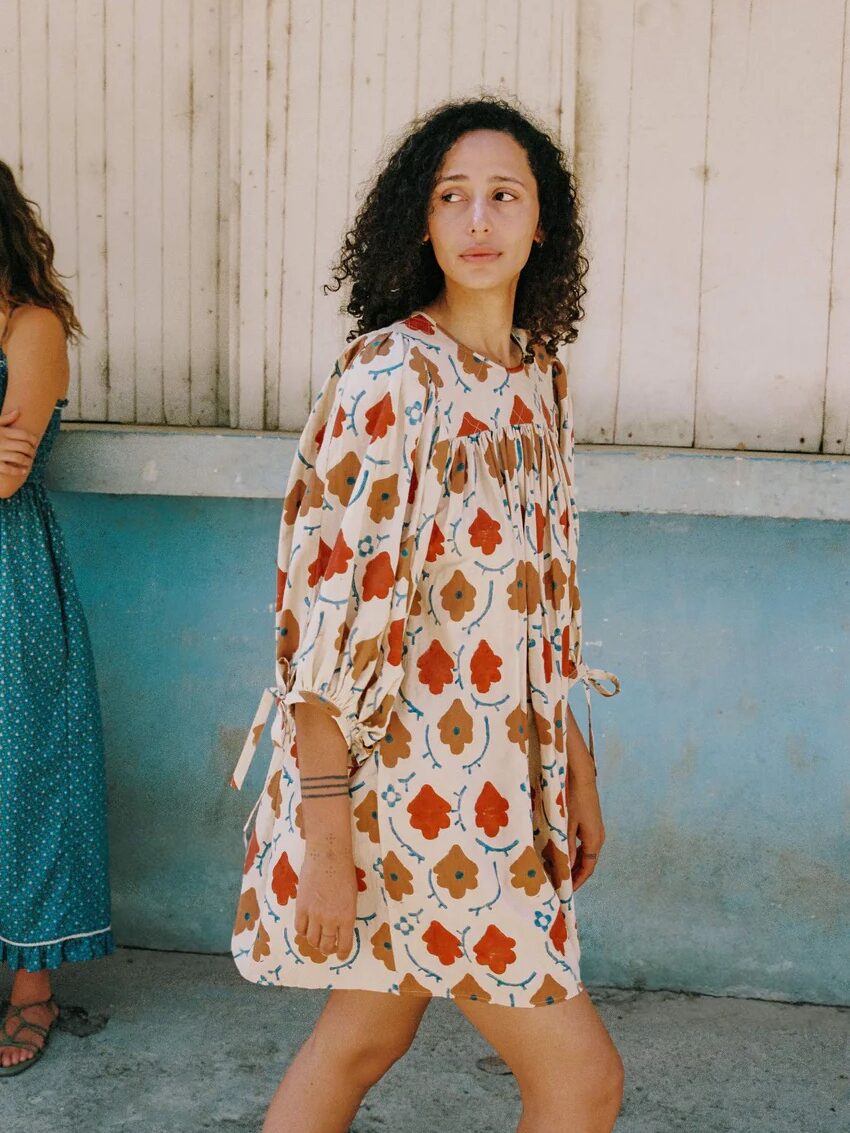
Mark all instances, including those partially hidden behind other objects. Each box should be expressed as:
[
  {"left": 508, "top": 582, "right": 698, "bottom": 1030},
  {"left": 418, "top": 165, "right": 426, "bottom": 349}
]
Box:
[{"left": 0, "top": 928, "right": 115, "bottom": 972}]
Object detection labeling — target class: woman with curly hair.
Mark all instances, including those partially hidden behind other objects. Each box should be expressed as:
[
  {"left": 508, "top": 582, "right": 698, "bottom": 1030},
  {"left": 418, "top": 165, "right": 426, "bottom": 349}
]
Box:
[
  {"left": 0, "top": 161, "right": 113, "bottom": 1074},
  {"left": 232, "top": 95, "right": 623, "bottom": 1131}
]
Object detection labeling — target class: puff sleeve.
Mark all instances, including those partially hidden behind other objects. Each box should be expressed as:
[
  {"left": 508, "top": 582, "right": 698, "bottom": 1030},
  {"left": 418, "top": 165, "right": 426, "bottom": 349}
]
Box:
[
  {"left": 552, "top": 355, "right": 621, "bottom": 767},
  {"left": 268, "top": 327, "right": 444, "bottom": 774}
]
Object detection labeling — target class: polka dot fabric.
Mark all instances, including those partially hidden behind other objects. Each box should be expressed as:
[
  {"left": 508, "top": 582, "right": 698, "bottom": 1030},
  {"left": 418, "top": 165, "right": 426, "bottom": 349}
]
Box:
[
  {"left": 0, "top": 349, "right": 113, "bottom": 972},
  {"left": 232, "top": 312, "right": 619, "bottom": 1007}
]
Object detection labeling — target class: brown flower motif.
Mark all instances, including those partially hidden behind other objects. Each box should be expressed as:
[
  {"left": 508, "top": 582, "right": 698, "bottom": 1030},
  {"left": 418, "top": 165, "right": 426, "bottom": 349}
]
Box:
[
  {"left": 370, "top": 921, "right": 397, "bottom": 970},
  {"left": 530, "top": 974, "right": 568, "bottom": 1006},
  {"left": 353, "top": 789, "right": 380, "bottom": 844},
  {"left": 233, "top": 887, "right": 260, "bottom": 936},
  {"left": 439, "top": 569, "right": 477, "bottom": 621},
  {"left": 508, "top": 845, "right": 547, "bottom": 897},
  {"left": 506, "top": 560, "right": 541, "bottom": 614},
  {"left": 276, "top": 608, "right": 300, "bottom": 665},
  {"left": 433, "top": 843, "right": 479, "bottom": 898},
  {"left": 382, "top": 850, "right": 414, "bottom": 901},
  {"left": 451, "top": 974, "right": 492, "bottom": 1002},
  {"left": 506, "top": 703, "right": 530, "bottom": 754},
  {"left": 367, "top": 473, "right": 400, "bottom": 522},
  {"left": 295, "top": 933, "right": 328, "bottom": 963},
  {"left": 541, "top": 839, "right": 572, "bottom": 889},
  {"left": 358, "top": 332, "right": 394, "bottom": 364},
  {"left": 266, "top": 769, "right": 283, "bottom": 818},
  {"left": 326, "top": 449, "right": 362, "bottom": 506},
  {"left": 543, "top": 558, "right": 568, "bottom": 611},
  {"left": 380, "top": 709, "right": 412, "bottom": 768},
  {"left": 438, "top": 698, "right": 475, "bottom": 755},
  {"left": 251, "top": 921, "right": 270, "bottom": 962}
]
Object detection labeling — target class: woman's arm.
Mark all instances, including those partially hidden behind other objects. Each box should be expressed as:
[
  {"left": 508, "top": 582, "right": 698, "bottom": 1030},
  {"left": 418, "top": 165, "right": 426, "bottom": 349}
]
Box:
[
  {"left": 0, "top": 306, "right": 69, "bottom": 499},
  {"left": 566, "top": 704, "right": 596, "bottom": 783}
]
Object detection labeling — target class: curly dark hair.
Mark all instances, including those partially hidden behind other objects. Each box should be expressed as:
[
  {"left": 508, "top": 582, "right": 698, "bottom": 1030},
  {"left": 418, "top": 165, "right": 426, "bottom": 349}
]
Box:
[
  {"left": 0, "top": 159, "right": 82, "bottom": 342},
  {"left": 325, "top": 94, "right": 589, "bottom": 356}
]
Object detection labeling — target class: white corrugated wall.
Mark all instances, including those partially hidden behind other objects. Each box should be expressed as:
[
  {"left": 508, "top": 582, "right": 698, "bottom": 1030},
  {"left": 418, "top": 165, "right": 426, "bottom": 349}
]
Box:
[{"left": 0, "top": 0, "right": 847, "bottom": 453}]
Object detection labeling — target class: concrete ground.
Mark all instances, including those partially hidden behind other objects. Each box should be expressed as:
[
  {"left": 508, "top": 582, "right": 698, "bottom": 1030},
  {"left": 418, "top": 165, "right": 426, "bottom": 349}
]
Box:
[{"left": 2, "top": 949, "right": 847, "bottom": 1133}]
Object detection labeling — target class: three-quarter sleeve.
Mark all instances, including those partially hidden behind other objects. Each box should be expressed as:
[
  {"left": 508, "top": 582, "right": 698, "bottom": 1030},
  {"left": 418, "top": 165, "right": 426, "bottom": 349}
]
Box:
[
  {"left": 274, "top": 327, "right": 444, "bottom": 771},
  {"left": 551, "top": 355, "right": 620, "bottom": 766}
]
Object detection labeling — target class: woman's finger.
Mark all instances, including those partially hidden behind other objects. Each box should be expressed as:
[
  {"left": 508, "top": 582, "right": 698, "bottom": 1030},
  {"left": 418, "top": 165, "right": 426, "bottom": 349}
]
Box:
[
  {"left": 0, "top": 408, "right": 20, "bottom": 424},
  {"left": 1, "top": 428, "right": 38, "bottom": 447},
  {"left": 335, "top": 928, "right": 354, "bottom": 960}
]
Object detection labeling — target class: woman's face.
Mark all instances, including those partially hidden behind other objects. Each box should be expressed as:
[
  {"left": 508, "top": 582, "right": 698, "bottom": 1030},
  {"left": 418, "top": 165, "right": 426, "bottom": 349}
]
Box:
[{"left": 425, "top": 129, "right": 542, "bottom": 295}]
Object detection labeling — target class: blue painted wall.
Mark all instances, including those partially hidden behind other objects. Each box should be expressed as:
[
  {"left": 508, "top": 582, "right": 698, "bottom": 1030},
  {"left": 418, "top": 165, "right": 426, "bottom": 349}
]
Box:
[{"left": 52, "top": 494, "right": 849, "bottom": 1006}]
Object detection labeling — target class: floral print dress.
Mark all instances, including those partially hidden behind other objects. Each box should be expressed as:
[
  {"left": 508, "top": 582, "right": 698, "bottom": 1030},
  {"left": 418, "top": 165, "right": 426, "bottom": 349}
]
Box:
[{"left": 231, "top": 311, "right": 619, "bottom": 1008}]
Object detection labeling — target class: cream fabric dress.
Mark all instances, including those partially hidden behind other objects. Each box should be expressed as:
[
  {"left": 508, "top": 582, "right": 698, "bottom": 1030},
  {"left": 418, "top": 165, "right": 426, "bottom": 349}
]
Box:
[{"left": 231, "top": 311, "right": 620, "bottom": 1008}]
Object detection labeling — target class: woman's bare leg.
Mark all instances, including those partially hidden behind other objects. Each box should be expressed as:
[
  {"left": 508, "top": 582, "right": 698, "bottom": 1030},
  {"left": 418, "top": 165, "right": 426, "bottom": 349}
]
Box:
[
  {"left": 455, "top": 987, "right": 624, "bottom": 1133},
  {"left": 263, "top": 989, "right": 430, "bottom": 1133}
]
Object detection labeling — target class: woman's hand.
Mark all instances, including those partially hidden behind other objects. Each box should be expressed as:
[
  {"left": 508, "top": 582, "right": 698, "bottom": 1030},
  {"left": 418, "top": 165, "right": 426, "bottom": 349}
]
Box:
[
  {"left": 0, "top": 408, "right": 37, "bottom": 476},
  {"left": 294, "top": 838, "right": 358, "bottom": 960},
  {"left": 566, "top": 770, "right": 606, "bottom": 891}
]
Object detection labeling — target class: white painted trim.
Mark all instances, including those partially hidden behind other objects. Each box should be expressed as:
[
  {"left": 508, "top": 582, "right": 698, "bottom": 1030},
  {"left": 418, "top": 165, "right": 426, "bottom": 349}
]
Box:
[
  {"left": 0, "top": 926, "right": 112, "bottom": 948},
  {"left": 43, "top": 425, "right": 850, "bottom": 521}
]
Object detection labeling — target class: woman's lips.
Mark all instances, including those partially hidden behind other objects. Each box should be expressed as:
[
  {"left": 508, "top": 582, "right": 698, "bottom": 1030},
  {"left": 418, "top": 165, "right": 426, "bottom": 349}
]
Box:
[{"left": 460, "top": 251, "right": 501, "bottom": 262}]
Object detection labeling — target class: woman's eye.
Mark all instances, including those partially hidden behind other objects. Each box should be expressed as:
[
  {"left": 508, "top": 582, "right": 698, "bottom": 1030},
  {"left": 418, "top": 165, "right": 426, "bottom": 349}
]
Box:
[
  {"left": 440, "top": 192, "right": 463, "bottom": 202},
  {"left": 494, "top": 190, "right": 516, "bottom": 202}
]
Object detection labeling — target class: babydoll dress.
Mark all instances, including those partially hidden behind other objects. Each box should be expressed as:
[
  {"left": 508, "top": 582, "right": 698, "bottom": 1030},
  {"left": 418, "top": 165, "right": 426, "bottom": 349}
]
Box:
[
  {"left": 0, "top": 348, "right": 113, "bottom": 971},
  {"left": 231, "top": 311, "right": 619, "bottom": 1008}
]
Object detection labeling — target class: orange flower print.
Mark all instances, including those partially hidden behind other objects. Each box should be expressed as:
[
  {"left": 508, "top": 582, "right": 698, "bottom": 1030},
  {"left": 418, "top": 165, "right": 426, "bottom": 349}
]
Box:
[
  {"left": 438, "top": 698, "right": 474, "bottom": 755},
  {"left": 404, "top": 313, "right": 435, "bottom": 334},
  {"left": 451, "top": 974, "right": 492, "bottom": 1002},
  {"left": 543, "top": 558, "right": 568, "bottom": 611},
  {"left": 386, "top": 617, "right": 405, "bottom": 666},
  {"left": 242, "top": 829, "right": 259, "bottom": 875},
  {"left": 271, "top": 851, "right": 298, "bottom": 906},
  {"left": 367, "top": 473, "right": 400, "bottom": 522},
  {"left": 509, "top": 394, "right": 534, "bottom": 425},
  {"left": 326, "top": 449, "right": 362, "bottom": 505},
  {"left": 417, "top": 639, "right": 455, "bottom": 694},
  {"left": 506, "top": 703, "right": 530, "bottom": 754},
  {"left": 307, "top": 537, "right": 332, "bottom": 587},
  {"left": 542, "top": 634, "right": 553, "bottom": 683},
  {"left": 532, "top": 502, "right": 546, "bottom": 552},
  {"left": 362, "top": 551, "right": 396, "bottom": 600},
  {"left": 266, "top": 769, "right": 283, "bottom": 819},
  {"left": 530, "top": 974, "right": 568, "bottom": 1006},
  {"left": 275, "top": 567, "right": 287, "bottom": 612},
  {"left": 473, "top": 924, "right": 517, "bottom": 974},
  {"left": 422, "top": 920, "right": 463, "bottom": 965},
  {"left": 469, "top": 639, "right": 502, "bottom": 693},
  {"left": 433, "top": 843, "right": 479, "bottom": 898},
  {"left": 440, "top": 569, "right": 477, "bottom": 621},
  {"left": 408, "top": 784, "right": 452, "bottom": 840},
  {"left": 295, "top": 934, "right": 328, "bottom": 964},
  {"left": 276, "top": 608, "right": 300, "bottom": 664},
  {"left": 509, "top": 846, "right": 548, "bottom": 897},
  {"left": 353, "top": 790, "right": 380, "bottom": 844},
  {"left": 474, "top": 781, "right": 510, "bottom": 837},
  {"left": 356, "top": 865, "right": 367, "bottom": 893},
  {"left": 234, "top": 887, "right": 260, "bottom": 935},
  {"left": 426, "top": 521, "right": 445, "bottom": 562},
  {"left": 283, "top": 478, "right": 307, "bottom": 525},
  {"left": 458, "top": 410, "right": 490, "bottom": 436},
  {"left": 506, "top": 560, "right": 541, "bottom": 614},
  {"left": 324, "top": 530, "right": 354, "bottom": 581},
  {"left": 364, "top": 391, "right": 396, "bottom": 441},
  {"left": 380, "top": 709, "right": 412, "bottom": 768},
  {"left": 252, "top": 921, "right": 270, "bottom": 962},
  {"left": 370, "top": 922, "right": 397, "bottom": 971},
  {"left": 549, "top": 908, "right": 568, "bottom": 955},
  {"left": 559, "top": 504, "right": 570, "bottom": 540},
  {"left": 542, "top": 839, "right": 572, "bottom": 889},
  {"left": 382, "top": 851, "right": 414, "bottom": 901},
  {"left": 469, "top": 507, "right": 502, "bottom": 554}
]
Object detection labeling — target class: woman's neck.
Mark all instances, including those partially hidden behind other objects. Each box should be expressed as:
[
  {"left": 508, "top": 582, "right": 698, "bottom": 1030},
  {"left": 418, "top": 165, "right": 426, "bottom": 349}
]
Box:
[{"left": 423, "top": 286, "right": 520, "bottom": 368}]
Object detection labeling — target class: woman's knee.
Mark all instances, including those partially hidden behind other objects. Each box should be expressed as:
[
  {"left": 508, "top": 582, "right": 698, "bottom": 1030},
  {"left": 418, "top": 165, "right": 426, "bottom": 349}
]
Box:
[{"left": 307, "top": 1002, "right": 423, "bottom": 1087}]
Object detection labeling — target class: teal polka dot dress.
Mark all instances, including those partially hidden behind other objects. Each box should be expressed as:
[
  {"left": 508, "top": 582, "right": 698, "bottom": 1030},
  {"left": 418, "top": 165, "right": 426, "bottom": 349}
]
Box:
[{"left": 0, "top": 348, "right": 114, "bottom": 972}]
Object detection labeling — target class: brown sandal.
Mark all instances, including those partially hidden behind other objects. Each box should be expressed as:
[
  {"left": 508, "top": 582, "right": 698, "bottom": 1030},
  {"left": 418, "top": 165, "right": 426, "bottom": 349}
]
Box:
[{"left": 0, "top": 997, "right": 59, "bottom": 1077}]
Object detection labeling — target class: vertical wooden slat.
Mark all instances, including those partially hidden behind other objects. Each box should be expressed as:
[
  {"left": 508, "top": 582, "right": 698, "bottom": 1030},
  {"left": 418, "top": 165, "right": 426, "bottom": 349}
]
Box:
[
  {"left": 217, "top": 0, "right": 232, "bottom": 427},
  {"left": 347, "top": 0, "right": 387, "bottom": 221},
  {"left": 417, "top": 1, "right": 451, "bottom": 115},
  {"left": 516, "top": 0, "right": 556, "bottom": 126},
  {"left": 277, "top": 0, "right": 321, "bottom": 430},
  {"left": 19, "top": 0, "right": 49, "bottom": 213},
  {"left": 225, "top": 0, "right": 242, "bottom": 427},
  {"left": 614, "top": 0, "right": 711, "bottom": 447},
  {"left": 47, "top": 0, "right": 81, "bottom": 414},
  {"left": 190, "top": 0, "right": 222, "bottom": 427},
  {"left": 0, "top": 0, "right": 22, "bottom": 178},
  {"left": 483, "top": 0, "right": 519, "bottom": 96},
  {"left": 234, "top": 0, "right": 268, "bottom": 430},
  {"left": 568, "top": 0, "right": 633, "bottom": 444},
  {"left": 696, "top": 0, "right": 844, "bottom": 452},
  {"left": 104, "top": 0, "right": 136, "bottom": 422},
  {"left": 309, "top": 0, "right": 354, "bottom": 416},
  {"left": 133, "top": 0, "right": 164, "bottom": 423},
  {"left": 823, "top": 0, "right": 850, "bottom": 455},
  {"left": 75, "top": 0, "right": 108, "bottom": 421},
  {"left": 450, "top": 0, "right": 486, "bottom": 99},
  {"left": 384, "top": 0, "right": 418, "bottom": 143},
  {"left": 262, "top": 0, "right": 290, "bottom": 432}
]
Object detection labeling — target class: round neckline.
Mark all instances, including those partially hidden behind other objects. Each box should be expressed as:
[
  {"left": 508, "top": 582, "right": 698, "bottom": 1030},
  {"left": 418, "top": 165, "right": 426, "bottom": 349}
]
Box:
[{"left": 409, "top": 309, "right": 527, "bottom": 373}]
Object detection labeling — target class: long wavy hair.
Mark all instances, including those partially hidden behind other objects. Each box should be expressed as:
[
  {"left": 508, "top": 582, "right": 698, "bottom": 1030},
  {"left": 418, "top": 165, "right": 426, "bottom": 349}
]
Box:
[
  {"left": 0, "top": 160, "right": 81, "bottom": 342},
  {"left": 326, "top": 95, "right": 589, "bottom": 356}
]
